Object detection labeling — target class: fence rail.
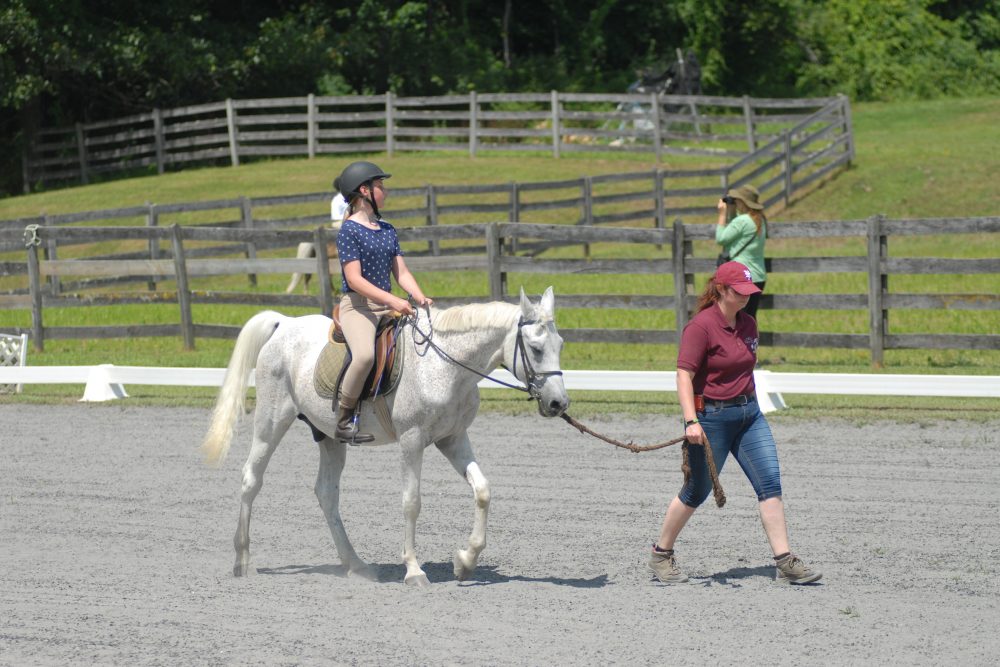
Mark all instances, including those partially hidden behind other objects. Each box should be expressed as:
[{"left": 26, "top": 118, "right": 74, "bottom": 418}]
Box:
[
  {"left": 21, "top": 91, "right": 851, "bottom": 192},
  {"left": 1, "top": 217, "right": 997, "bottom": 365},
  {"left": 2, "top": 97, "right": 852, "bottom": 266},
  {"left": 1, "top": 365, "right": 996, "bottom": 409}
]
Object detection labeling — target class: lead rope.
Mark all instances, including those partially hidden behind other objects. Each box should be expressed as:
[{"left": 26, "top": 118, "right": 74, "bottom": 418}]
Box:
[
  {"left": 559, "top": 413, "right": 726, "bottom": 508},
  {"left": 407, "top": 306, "right": 726, "bottom": 508}
]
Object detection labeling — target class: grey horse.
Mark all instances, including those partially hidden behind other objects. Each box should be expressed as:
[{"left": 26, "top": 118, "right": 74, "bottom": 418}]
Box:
[{"left": 201, "top": 287, "right": 569, "bottom": 586}]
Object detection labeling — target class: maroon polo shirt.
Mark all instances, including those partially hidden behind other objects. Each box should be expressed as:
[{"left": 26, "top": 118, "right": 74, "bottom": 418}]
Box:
[{"left": 677, "top": 305, "right": 758, "bottom": 400}]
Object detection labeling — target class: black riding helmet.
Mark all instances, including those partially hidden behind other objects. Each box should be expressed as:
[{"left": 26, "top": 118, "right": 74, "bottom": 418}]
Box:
[{"left": 333, "top": 161, "right": 391, "bottom": 220}]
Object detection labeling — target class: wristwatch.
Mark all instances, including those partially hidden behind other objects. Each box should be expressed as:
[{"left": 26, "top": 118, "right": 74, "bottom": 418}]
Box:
[{"left": 684, "top": 418, "right": 699, "bottom": 427}]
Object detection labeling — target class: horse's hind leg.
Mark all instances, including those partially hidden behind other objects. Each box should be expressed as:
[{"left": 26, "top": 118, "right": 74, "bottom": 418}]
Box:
[
  {"left": 233, "top": 411, "right": 295, "bottom": 577},
  {"left": 436, "top": 430, "right": 490, "bottom": 581},
  {"left": 315, "top": 437, "right": 375, "bottom": 580}
]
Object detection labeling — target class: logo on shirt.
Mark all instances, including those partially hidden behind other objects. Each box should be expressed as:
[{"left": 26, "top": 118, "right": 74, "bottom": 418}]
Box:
[{"left": 744, "top": 335, "right": 758, "bottom": 355}]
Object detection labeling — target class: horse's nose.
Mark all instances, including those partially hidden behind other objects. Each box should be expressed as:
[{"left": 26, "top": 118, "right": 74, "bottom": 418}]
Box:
[{"left": 549, "top": 396, "right": 569, "bottom": 415}]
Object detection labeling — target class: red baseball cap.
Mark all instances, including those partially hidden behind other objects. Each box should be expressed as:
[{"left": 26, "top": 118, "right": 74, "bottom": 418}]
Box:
[{"left": 715, "top": 261, "right": 761, "bottom": 295}]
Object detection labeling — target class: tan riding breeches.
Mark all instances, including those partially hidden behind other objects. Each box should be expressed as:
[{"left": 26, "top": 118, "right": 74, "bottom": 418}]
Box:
[{"left": 338, "top": 292, "right": 394, "bottom": 405}]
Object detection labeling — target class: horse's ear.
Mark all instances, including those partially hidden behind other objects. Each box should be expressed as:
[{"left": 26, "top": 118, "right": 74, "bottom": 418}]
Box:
[
  {"left": 519, "top": 287, "right": 532, "bottom": 318},
  {"left": 540, "top": 286, "right": 554, "bottom": 316}
]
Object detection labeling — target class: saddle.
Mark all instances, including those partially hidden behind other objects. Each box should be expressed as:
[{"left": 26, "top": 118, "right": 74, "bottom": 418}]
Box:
[{"left": 314, "top": 304, "right": 406, "bottom": 402}]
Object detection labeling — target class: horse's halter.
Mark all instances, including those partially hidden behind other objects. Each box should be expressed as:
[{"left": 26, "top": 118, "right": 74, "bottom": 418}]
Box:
[
  {"left": 509, "top": 317, "right": 565, "bottom": 401},
  {"left": 407, "top": 310, "right": 562, "bottom": 402}
]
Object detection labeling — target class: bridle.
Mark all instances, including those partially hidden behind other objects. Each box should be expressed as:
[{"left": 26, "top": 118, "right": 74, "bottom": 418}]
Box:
[
  {"left": 510, "top": 316, "right": 565, "bottom": 400},
  {"left": 407, "top": 308, "right": 563, "bottom": 402}
]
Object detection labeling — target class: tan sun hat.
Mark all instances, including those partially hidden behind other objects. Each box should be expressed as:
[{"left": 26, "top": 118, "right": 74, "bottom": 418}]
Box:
[{"left": 725, "top": 184, "right": 764, "bottom": 210}]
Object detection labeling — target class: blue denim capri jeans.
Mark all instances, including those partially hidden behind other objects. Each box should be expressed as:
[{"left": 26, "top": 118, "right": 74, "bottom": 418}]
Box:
[{"left": 679, "top": 398, "right": 783, "bottom": 507}]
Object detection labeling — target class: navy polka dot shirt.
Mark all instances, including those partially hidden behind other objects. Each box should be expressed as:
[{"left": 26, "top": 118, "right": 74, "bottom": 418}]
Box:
[{"left": 336, "top": 218, "right": 403, "bottom": 293}]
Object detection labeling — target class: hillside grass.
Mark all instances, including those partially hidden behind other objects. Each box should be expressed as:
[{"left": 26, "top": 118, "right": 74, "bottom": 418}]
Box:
[{"left": 1, "top": 97, "right": 998, "bottom": 416}]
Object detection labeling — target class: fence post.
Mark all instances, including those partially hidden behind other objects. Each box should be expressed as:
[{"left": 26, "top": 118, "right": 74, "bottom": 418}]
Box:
[
  {"left": 486, "top": 222, "right": 505, "bottom": 300},
  {"left": 307, "top": 93, "right": 317, "bottom": 159},
  {"left": 75, "top": 123, "right": 89, "bottom": 185},
  {"left": 688, "top": 99, "right": 702, "bottom": 136},
  {"left": 152, "top": 108, "right": 165, "bottom": 174},
  {"left": 25, "top": 229, "right": 44, "bottom": 351},
  {"left": 509, "top": 181, "right": 520, "bottom": 254},
  {"left": 45, "top": 227, "right": 60, "bottom": 297},
  {"left": 654, "top": 169, "right": 666, "bottom": 231},
  {"left": 426, "top": 184, "right": 440, "bottom": 256},
  {"left": 550, "top": 90, "right": 561, "bottom": 158},
  {"left": 314, "top": 226, "right": 334, "bottom": 316},
  {"left": 385, "top": 91, "right": 395, "bottom": 156},
  {"left": 672, "top": 218, "right": 692, "bottom": 334},
  {"left": 146, "top": 203, "right": 159, "bottom": 291},
  {"left": 742, "top": 96, "right": 756, "bottom": 154},
  {"left": 241, "top": 197, "right": 257, "bottom": 286},
  {"left": 839, "top": 93, "right": 855, "bottom": 164},
  {"left": 469, "top": 91, "right": 478, "bottom": 157},
  {"left": 225, "top": 99, "right": 240, "bottom": 166},
  {"left": 170, "top": 224, "right": 195, "bottom": 350},
  {"left": 650, "top": 93, "right": 663, "bottom": 162},
  {"left": 783, "top": 133, "right": 793, "bottom": 206},
  {"left": 866, "top": 214, "right": 887, "bottom": 367},
  {"left": 581, "top": 176, "right": 593, "bottom": 258}
]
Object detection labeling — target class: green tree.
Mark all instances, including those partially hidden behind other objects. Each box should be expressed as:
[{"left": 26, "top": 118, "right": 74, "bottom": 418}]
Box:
[{"left": 796, "top": 0, "right": 1000, "bottom": 100}]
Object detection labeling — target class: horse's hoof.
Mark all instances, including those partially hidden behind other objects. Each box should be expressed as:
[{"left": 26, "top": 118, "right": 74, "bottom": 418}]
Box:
[
  {"left": 453, "top": 550, "right": 477, "bottom": 581},
  {"left": 233, "top": 563, "right": 254, "bottom": 577},
  {"left": 404, "top": 573, "right": 430, "bottom": 587}
]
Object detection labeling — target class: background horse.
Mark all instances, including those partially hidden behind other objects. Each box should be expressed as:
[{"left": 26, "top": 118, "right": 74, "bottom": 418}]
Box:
[
  {"left": 200, "top": 287, "right": 569, "bottom": 586},
  {"left": 284, "top": 241, "right": 318, "bottom": 293}
]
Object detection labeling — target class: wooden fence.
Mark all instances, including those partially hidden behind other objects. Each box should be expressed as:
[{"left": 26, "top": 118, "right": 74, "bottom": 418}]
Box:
[
  {"left": 2, "top": 97, "right": 853, "bottom": 269},
  {"left": 1, "top": 218, "right": 997, "bottom": 365},
  {"left": 21, "top": 91, "right": 851, "bottom": 192}
]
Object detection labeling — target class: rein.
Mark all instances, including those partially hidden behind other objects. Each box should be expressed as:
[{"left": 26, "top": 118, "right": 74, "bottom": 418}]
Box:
[{"left": 406, "top": 308, "right": 561, "bottom": 400}]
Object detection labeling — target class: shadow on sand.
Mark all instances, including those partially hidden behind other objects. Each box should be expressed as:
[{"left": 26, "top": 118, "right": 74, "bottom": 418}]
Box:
[
  {"left": 257, "top": 561, "right": 610, "bottom": 588},
  {"left": 686, "top": 564, "right": 823, "bottom": 588}
]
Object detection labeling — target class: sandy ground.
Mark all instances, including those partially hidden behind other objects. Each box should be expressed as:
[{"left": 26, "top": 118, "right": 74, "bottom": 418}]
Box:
[{"left": 1, "top": 403, "right": 998, "bottom": 666}]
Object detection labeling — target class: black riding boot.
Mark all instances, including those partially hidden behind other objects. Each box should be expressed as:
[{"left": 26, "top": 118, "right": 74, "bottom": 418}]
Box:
[{"left": 335, "top": 400, "right": 374, "bottom": 444}]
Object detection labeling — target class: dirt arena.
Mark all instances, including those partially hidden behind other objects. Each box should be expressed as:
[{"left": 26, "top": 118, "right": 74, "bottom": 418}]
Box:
[{"left": 2, "top": 403, "right": 997, "bottom": 665}]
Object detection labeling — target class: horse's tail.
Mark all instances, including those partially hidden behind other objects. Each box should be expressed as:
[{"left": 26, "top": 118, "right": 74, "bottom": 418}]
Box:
[{"left": 200, "top": 310, "right": 284, "bottom": 466}]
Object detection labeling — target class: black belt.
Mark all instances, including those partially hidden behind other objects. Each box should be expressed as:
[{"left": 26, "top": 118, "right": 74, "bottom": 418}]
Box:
[{"left": 698, "top": 393, "right": 756, "bottom": 410}]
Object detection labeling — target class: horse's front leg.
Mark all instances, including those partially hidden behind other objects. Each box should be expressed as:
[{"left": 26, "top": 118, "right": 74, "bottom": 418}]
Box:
[
  {"left": 399, "top": 438, "right": 429, "bottom": 587},
  {"left": 436, "top": 430, "right": 490, "bottom": 581}
]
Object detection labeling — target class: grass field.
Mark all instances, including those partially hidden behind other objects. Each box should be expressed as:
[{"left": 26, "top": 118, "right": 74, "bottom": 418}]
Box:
[{"left": 1, "top": 97, "right": 997, "bottom": 416}]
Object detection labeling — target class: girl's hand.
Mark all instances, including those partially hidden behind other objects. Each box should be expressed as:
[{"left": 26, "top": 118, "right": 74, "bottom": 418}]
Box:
[
  {"left": 410, "top": 293, "right": 433, "bottom": 307},
  {"left": 684, "top": 422, "right": 705, "bottom": 446},
  {"left": 717, "top": 198, "right": 728, "bottom": 213},
  {"left": 391, "top": 295, "right": 414, "bottom": 316}
]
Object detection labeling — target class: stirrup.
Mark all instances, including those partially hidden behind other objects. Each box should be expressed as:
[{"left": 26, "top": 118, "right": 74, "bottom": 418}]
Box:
[{"left": 337, "top": 429, "right": 375, "bottom": 445}]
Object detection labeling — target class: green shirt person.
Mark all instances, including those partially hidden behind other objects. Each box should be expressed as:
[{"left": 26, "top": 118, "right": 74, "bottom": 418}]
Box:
[{"left": 715, "top": 184, "right": 767, "bottom": 318}]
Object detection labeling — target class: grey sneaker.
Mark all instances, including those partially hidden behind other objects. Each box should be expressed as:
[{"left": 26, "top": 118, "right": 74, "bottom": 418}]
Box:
[
  {"left": 648, "top": 549, "right": 689, "bottom": 584},
  {"left": 775, "top": 554, "right": 822, "bottom": 585}
]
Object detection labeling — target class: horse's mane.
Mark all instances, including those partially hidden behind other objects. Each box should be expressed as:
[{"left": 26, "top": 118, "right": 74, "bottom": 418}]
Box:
[{"left": 429, "top": 301, "right": 521, "bottom": 333}]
